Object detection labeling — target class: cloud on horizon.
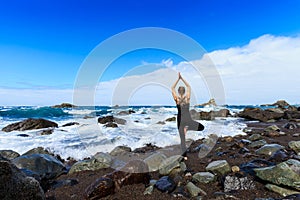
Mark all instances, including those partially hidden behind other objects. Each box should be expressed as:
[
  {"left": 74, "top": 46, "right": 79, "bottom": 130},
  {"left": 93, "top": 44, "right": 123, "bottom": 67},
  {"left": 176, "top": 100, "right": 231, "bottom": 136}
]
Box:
[{"left": 1, "top": 34, "right": 300, "bottom": 106}]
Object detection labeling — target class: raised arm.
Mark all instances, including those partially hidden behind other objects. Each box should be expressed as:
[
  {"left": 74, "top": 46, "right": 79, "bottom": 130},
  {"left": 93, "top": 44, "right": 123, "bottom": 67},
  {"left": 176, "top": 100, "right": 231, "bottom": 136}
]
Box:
[
  {"left": 172, "top": 74, "right": 180, "bottom": 103},
  {"left": 179, "top": 73, "right": 191, "bottom": 100}
]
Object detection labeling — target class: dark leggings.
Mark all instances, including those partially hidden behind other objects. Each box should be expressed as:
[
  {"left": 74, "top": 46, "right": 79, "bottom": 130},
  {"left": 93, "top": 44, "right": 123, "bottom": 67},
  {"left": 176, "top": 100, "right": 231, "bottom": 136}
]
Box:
[{"left": 178, "top": 120, "right": 204, "bottom": 154}]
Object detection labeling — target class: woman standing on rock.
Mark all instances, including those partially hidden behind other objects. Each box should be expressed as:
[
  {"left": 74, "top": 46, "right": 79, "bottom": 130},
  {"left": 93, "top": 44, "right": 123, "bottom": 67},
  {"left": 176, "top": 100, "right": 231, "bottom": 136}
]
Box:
[{"left": 172, "top": 72, "right": 205, "bottom": 156}]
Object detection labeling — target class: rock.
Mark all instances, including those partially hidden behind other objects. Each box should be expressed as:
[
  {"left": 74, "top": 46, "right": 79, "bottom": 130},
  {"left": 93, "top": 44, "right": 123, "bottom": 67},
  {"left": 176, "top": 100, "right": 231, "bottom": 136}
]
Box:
[
  {"left": 85, "top": 160, "right": 150, "bottom": 199},
  {"left": 254, "top": 159, "right": 300, "bottom": 190},
  {"left": 283, "top": 122, "right": 298, "bottom": 129},
  {"left": 155, "top": 176, "right": 176, "bottom": 193},
  {"left": 231, "top": 166, "right": 240, "bottom": 173},
  {"left": 12, "top": 154, "right": 66, "bottom": 180},
  {"left": 240, "top": 139, "right": 252, "bottom": 145},
  {"left": 98, "top": 115, "right": 126, "bottom": 125},
  {"left": 165, "top": 116, "right": 176, "bottom": 122},
  {"left": 23, "top": 147, "right": 52, "bottom": 156},
  {"left": 110, "top": 146, "right": 131, "bottom": 156},
  {"left": 288, "top": 141, "right": 300, "bottom": 155},
  {"left": 265, "top": 125, "right": 280, "bottom": 132},
  {"left": 238, "top": 107, "right": 284, "bottom": 122},
  {"left": 85, "top": 177, "right": 115, "bottom": 199},
  {"left": 197, "top": 109, "right": 230, "bottom": 120},
  {"left": 192, "top": 172, "right": 215, "bottom": 183},
  {"left": 272, "top": 100, "right": 290, "bottom": 108},
  {"left": 269, "top": 150, "right": 288, "bottom": 162},
  {"left": 144, "top": 152, "right": 167, "bottom": 172},
  {"left": 240, "top": 159, "right": 275, "bottom": 176},
  {"left": 39, "top": 128, "right": 54, "bottom": 135},
  {"left": 255, "top": 144, "right": 285, "bottom": 156},
  {"left": 249, "top": 139, "right": 267, "bottom": 148},
  {"left": 265, "top": 184, "right": 299, "bottom": 197},
  {"left": 293, "top": 133, "right": 300, "bottom": 137},
  {"left": 69, "top": 152, "right": 112, "bottom": 174},
  {"left": 284, "top": 111, "right": 300, "bottom": 120},
  {"left": 248, "top": 134, "right": 263, "bottom": 141},
  {"left": 144, "top": 185, "right": 154, "bottom": 195},
  {"left": 104, "top": 122, "right": 118, "bottom": 128},
  {"left": 2, "top": 118, "right": 58, "bottom": 132},
  {"left": 223, "top": 174, "right": 255, "bottom": 192},
  {"left": 239, "top": 147, "right": 250, "bottom": 154},
  {"left": 117, "top": 110, "right": 136, "bottom": 115},
  {"left": 282, "top": 194, "right": 300, "bottom": 199},
  {"left": 0, "top": 150, "right": 20, "bottom": 160},
  {"left": 0, "top": 160, "right": 45, "bottom": 200},
  {"left": 52, "top": 103, "right": 75, "bottom": 108},
  {"left": 205, "top": 160, "right": 231, "bottom": 175},
  {"left": 158, "top": 155, "right": 183, "bottom": 175},
  {"left": 17, "top": 133, "right": 30, "bottom": 137},
  {"left": 185, "top": 182, "right": 207, "bottom": 197},
  {"left": 156, "top": 121, "right": 166, "bottom": 125},
  {"left": 195, "top": 98, "right": 217, "bottom": 107},
  {"left": 62, "top": 122, "right": 79, "bottom": 127}
]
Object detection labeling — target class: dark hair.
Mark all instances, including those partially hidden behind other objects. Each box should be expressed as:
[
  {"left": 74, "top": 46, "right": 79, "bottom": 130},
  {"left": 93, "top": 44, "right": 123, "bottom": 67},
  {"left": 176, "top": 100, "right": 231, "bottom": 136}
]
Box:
[{"left": 178, "top": 86, "right": 185, "bottom": 95}]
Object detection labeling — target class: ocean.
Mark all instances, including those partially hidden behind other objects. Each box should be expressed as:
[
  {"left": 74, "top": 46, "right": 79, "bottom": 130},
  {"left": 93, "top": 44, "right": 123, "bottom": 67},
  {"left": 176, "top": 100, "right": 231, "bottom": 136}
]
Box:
[{"left": 0, "top": 105, "right": 265, "bottom": 160}]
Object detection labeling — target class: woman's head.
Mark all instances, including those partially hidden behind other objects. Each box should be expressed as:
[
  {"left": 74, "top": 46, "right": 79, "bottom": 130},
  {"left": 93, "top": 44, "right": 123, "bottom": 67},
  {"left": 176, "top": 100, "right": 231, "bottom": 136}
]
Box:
[{"left": 178, "top": 86, "right": 185, "bottom": 95}]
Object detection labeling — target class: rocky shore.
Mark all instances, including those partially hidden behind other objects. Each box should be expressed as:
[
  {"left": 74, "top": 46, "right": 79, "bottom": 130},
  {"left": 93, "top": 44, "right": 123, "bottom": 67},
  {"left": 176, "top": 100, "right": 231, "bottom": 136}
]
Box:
[{"left": 1, "top": 100, "right": 300, "bottom": 200}]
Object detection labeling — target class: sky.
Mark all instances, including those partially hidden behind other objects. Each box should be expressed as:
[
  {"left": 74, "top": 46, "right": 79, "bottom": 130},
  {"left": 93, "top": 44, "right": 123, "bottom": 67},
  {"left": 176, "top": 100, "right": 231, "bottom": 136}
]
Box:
[{"left": 0, "top": 0, "right": 300, "bottom": 105}]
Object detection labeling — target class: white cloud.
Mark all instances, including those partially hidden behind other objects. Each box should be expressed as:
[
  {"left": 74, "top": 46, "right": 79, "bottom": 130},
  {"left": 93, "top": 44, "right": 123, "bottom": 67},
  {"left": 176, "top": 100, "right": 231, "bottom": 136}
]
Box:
[{"left": 1, "top": 34, "right": 300, "bottom": 106}]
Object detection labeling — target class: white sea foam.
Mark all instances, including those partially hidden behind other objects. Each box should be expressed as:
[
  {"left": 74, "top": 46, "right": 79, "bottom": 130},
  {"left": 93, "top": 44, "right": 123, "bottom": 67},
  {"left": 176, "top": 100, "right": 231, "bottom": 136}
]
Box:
[{"left": 0, "top": 106, "right": 247, "bottom": 160}]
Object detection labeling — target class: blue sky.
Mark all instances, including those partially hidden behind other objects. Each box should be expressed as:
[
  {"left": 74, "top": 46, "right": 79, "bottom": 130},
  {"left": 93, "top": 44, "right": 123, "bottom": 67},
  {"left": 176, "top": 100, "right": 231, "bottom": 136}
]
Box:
[{"left": 1, "top": 0, "right": 300, "bottom": 105}]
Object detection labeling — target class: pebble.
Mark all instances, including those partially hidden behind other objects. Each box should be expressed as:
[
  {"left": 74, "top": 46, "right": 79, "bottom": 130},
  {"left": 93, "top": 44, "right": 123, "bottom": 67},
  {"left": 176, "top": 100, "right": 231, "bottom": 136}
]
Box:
[
  {"left": 231, "top": 166, "right": 240, "bottom": 173},
  {"left": 192, "top": 172, "right": 215, "bottom": 184}
]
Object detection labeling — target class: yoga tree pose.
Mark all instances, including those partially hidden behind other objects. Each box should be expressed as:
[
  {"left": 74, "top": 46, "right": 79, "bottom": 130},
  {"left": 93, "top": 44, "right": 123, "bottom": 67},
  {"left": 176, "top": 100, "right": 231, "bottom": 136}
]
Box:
[{"left": 172, "top": 72, "right": 204, "bottom": 156}]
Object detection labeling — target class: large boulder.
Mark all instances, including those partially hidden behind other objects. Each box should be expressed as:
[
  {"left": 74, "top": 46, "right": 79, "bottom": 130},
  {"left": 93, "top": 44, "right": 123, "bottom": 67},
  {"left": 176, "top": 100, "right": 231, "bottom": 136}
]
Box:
[
  {"left": 69, "top": 152, "right": 112, "bottom": 174},
  {"left": 238, "top": 107, "right": 284, "bottom": 122},
  {"left": 284, "top": 111, "right": 300, "bottom": 119},
  {"left": 12, "top": 154, "right": 66, "bottom": 180},
  {"left": 2, "top": 118, "right": 58, "bottom": 132},
  {"left": 158, "top": 155, "right": 183, "bottom": 175},
  {"left": 271, "top": 100, "right": 290, "bottom": 108},
  {"left": 254, "top": 159, "right": 300, "bottom": 190},
  {"left": 255, "top": 144, "right": 285, "bottom": 156},
  {"left": 0, "top": 160, "right": 45, "bottom": 200},
  {"left": 144, "top": 152, "right": 167, "bottom": 172},
  {"left": 195, "top": 109, "right": 230, "bottom": 120}
]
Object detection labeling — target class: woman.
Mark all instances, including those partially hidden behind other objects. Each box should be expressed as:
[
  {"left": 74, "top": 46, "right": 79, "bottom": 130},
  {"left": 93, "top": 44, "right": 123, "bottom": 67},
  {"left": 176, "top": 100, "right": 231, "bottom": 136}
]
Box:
[{"left": 172, "top": 72, "right": 204, "bottom": 156}]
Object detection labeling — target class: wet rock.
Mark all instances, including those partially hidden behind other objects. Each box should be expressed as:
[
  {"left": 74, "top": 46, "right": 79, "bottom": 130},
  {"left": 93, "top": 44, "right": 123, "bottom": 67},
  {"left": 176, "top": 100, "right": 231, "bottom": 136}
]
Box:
[
  {"left": 223, "top": 174, "right": 255, "bottom": 192},
  {"left": 206, "top": 160, "right": 231, "bottom": 175},
  {"left": 12, "top": 154, "right": 66, "bottom": 180},
  {"left": 269, "top": 150, "right": 288, "bottom": 162},
  {"left": 85, "top": 177, "right": 115, "bottom": 199},
  {"left": 117, "top": 110, "right": 135, "bottom": 115},
  {"left": 23, "top": 147, "right": 52, "bottom": 156},
  {"left": 240, "top": 159, "right": 275, "bottom": 176},
  {"left": 158, "top": 155, "right": 183, "bottom": 175},
  {"left": 249, "top": 133, "right": 263, "bottom": 141},
  {"left": 288, "top": 141, "right": 300, "bottom": 155},
  {"left": 110, "top": 146, "right": 131, "bottom": 156},
  {"left": 155, "top": 176, "right": 176, "bottom": 193},
  {"left": 238, "top": 107, "right": 284, "bottom": 122},
  {"left": 104, "top": 122, "right": 118, "bottom": 128},
  {"left": 254, "top": 159, "right": 300, "bottom": 190},
  {"left": 144, "top": 152, "right": 167, "bottom": 172},
  {"left": 0, "top": 150, "right": 20, "bottom": 160},
  {"left": 39, "top": 128, "right": 54, "bottom": 135},
  {"left": 98, "top": 115, "right": 126, "bottom": 125},
  {"left": 69, "top": 152, "right": 112, "bottom": 174},
  {"left": 165, "top": 116, "right": 176, "bottom": 121},
  {"left": 265, "top": 125, "right": 280, "bottom": 132},
  {"left": 2, "top": 118, "right": 58, "bottom": 132},
  {"left": 196, "top": 109, "right": 230, "bottom": 120},
  {"left": 265, "top": 184, "right": 299, "bottom": 197},
  {"left": 185, "top": 182, "right": 207, "bottom": 197},
  {"left": 62, "top": 122, "right": 79, "bottom": 127},
  {"left": 192, "top": 172, "right": 216, "bottom": 183},
  {"left": 0, "top": 160, "right": 45, "bottom": 200},
  {"left": 156, "top": 121, "right": 166, "bottom": 125},
  {"left": 17, "top": 133, "right": 30, "bottom": 137},
  {"left": 255, "top": 144, "right": 285, "bottom": 156},
  {"left": 249, "top": 139, "right": 267, "bottom": 148},
  {"left": 52, "top": 103, "right": 75, "bottom": 108}
]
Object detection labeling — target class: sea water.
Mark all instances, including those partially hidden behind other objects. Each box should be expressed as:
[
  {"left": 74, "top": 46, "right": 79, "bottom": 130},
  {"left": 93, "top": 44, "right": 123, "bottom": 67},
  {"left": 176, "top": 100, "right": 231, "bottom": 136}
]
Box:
[{"left": 0, "top": 105, "right": 253, "bottom": 160}]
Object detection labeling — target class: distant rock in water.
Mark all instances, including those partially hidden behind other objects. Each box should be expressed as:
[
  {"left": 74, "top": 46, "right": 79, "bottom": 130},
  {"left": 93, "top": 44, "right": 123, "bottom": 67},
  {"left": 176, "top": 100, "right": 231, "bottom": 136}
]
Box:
[
  {"left": 52, "top": 103, "right": 76, "bottom": 108},
  {"left": 62, "top": 122, "right": 79, "bottom": 127},
  {"left": 117, "top": 110, "right": 136, "bottom": 115},
  {"left": 238, "top": 107, "right": 284, "bottom": 122},
  {"left": 0, "top": 160, "right": 45, "bottom": 200},
  {"left": 195, "top": 98, "right": 217, "bottom": 107},
  {"left": 2, "top": 118, "right": 58, "bottom": 132},
  {"left": 98, "top": 116, "right": 126, "bottom": 125}
]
